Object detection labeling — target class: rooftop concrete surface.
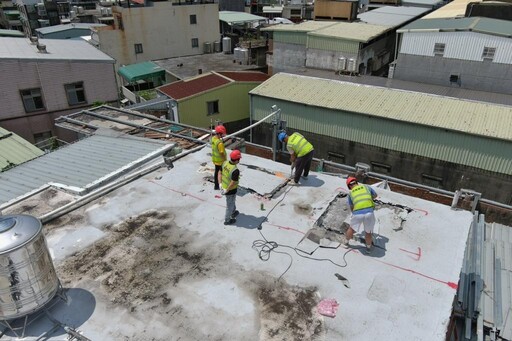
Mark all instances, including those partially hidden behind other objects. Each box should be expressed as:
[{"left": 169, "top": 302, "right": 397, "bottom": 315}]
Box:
[{"left": 3, "top": 147, "right": 472, "bottom": 340}]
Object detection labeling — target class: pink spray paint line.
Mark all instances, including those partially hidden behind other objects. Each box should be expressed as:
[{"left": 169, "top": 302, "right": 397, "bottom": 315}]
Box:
[
  {"left": 148, "top": 180, "right": 225, "bottom": 208},
  {"left": 267, "top": 223, "right": 305, "bottom": 235},
  {"left": 373, "top": 258, "right": 458, "bottom": 290},
  {"left": 413, "top": 208, "right": 429, "bottom": 215},
  {"left": 399, "top": 247, "right": 422, "bottom": 261}
]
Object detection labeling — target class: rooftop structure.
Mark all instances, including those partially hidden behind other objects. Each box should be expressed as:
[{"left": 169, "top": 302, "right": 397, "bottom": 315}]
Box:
[
  {"left": 424, "top": 0, "right": 482, "bottom": 18},
  {"left": 0, "top": 127, "right": 43, "bottom": 171},
  {"left": 0, "top": 141, "right": 474, "bottom": 340},
  {"left": 357, "top": 6, "right": 431, "bottom": 26},
  {"left": 0, "top": 36, "right": 114, "bottom": 62},
  {"left": 219, "top": 10, "right": 267, "bottom": 25}
]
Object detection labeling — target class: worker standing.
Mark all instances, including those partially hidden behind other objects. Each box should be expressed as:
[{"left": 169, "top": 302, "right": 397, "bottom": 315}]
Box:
[
  {"left": 211, "top": 125, "right": 227, "bottom": 190},
  {"left": 343, "top": 177, "right": 378, "bottom": 254},
  {"left": 278, "top": 131, "right": 314, "bottom": 186},
  {"left": 219, "top": 150, "right": 242, "bottom": 225}
]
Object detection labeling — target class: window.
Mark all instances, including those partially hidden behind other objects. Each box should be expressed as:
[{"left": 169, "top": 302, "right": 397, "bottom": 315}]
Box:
[
  {"left": 134, "top": 43, "right": 143, "bottom": 54},
  {"left": 190, "top": 14, "right": 197, "bottom": 24},
  {"left": 482, "top": 47, "right": 496, "bottom": 60},
  {"left": 20, "top": 88, "right": 44, "bottom": 112},
  {"left": 371, "top": 162, "right": 391, "bottom": 174},
  {"left": 65, "top": 82, "right": 86, "bottom": 105},
  {"left": 450, "top": 74, "right": 460, "bottom": 84},
  {"left": 207, "top": 100, "right": 219, "bottom": 115},
  {"left": 422, "top": 174, "right": 443, "bottom": 188},
  {"left": 191, "top": 38, "right": 199, "bottom": 48},
  {"left": 433, "top": 43, "right": 445, "bottom": 56}
]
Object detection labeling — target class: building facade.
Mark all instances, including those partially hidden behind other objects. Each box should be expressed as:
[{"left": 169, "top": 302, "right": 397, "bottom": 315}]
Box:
[
  {"left": 92, "top": 1, "right": 219, "bottom": 67},
  {"left": 394, "top": 17, "right": 512, "bottom": 95},
  {"left": 0, "top": 37, "right": 118, "bottom": 144}
]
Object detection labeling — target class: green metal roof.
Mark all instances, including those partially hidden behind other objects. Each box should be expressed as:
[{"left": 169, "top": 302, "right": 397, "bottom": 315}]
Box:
[
  {"left": 0, "top": 127, "right": 43, "bottom": 171},
  {"left": 250, "top": 73, "right": 512, "bottom": 141},
  {"left": 0, "top": 29, "right": 24, "bottom": 37},
  {"left": 219, "top": 11, "right": 267, "bottom": 24},
  {"left": 398, "top": 17, "right": 512, "bottom": 38},
  {"left": 308, "top": 22, "right": 392, "bottom": 42},
  {"left": 118, "top": 61, "right": 165, "bottom": 83}
]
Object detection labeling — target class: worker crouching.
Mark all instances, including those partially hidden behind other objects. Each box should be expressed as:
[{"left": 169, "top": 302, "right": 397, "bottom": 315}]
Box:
[
  {"left": 220, "top": 150, "right": 242, "bottom": 225},
  {"left": 278, "top": 131, "right": 314, "bottom": 186}
]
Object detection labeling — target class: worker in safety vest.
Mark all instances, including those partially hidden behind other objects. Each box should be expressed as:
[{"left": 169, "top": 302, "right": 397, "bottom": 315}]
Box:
[
  {"left": 219, "top": 150, "right": 241, "bottom": 225},
  {"left": 211, "top": 125, "right": 227, "bottom": 190},
  {"left": 278, "top": 131, "right": 314, "bottom": 186},
  {"left": 343, "top": 176, "right": 378, "bottom": 254}
]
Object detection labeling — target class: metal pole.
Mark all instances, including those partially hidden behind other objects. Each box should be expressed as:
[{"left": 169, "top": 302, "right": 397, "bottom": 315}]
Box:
[{"left": 270, "top": 105, "right": 281, "bottom": 161}]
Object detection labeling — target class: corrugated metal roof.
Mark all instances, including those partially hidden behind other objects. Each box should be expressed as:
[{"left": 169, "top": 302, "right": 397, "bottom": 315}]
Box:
[
  {"left": 481, "top": 222, "right": 512, "bottom": 340},
  {"left": 308, "top": 22, "right": 392, "bottom": 42},
  {"left": 357, "top": 6, "right": 430, "bottom": 27},
  {"left": 219, "top": 11, "right": 267, "bottom": 24},
  {"left": 118, "top": 61, "right": 165, "bottom": 83},
  {"left": 0, "top": 127, "right": 43, "bottom": 171},
  {"left": 158, "top": 73, "right": 232, "bottom": 100},
  {"left": 217, "top": 71, "right": 270, "bottom": 82},
  {"left": 398, "top": 17, "right": 512, "bottom": 37},
  {"left": 0, "top": 37, "right": 114, "bottom": 62},
  {"left": 0, "top": 134, "right": 169, "bottom": 204},
  {"left": 401, "top": 0, "right": 444, "bottom": 6},
  {"left": 260, "top": 20, "right": 338, "bottom": 32},
  {"left": 249, "top": 73, "right": 512, "bottom": 141},
  {"left": 35, "top": 23, "right": 106, "bottom": 35},
  {"left": 424, "top": 0, "right": 482, "bottom": 18},
  {"left": 0, "top": 29, "right": 24, "bottom": 37}
]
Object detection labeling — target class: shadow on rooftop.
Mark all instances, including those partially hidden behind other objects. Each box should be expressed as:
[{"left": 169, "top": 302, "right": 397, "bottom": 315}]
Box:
[
  {"left": 231, "top": 213, "right": 267, "bottom": 229},
  {"left": 1, "top": 288, "right": 96, "bottom": 339},
  {"left": 299, "top": 175, "right": 325, "bottom": 188},
  {"left": 353, "top": 234, "right": 389, "bottom": 258}
]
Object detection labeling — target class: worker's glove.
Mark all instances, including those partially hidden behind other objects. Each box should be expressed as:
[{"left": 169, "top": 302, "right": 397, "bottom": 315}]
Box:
[{"left": 220, "top": 189, "right": 227, "bottom": 195}]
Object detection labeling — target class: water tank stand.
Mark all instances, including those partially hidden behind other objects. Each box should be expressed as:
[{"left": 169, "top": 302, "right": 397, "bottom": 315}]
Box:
[{"left": 0, "top": 284, "right": 69, "bottom": 340}]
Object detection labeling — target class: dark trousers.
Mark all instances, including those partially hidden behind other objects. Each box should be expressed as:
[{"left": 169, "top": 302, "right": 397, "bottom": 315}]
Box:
[
  {"left": 214, "top": 164, "right": 222, "bottom": 189},
  {"left": 294, "top": 150, "right": 314, "bottom": 183}
]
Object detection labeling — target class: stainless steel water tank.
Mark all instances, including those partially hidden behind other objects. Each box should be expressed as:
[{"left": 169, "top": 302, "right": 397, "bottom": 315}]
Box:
[
  {"left": 0, "top": 215, "right": 59, "bottom": 320},
  {"left": 213, "top": 41, "right": 221, "bottom": 53},
  {"left": 338, "top": 57, "right": 347, "bottom": 71},
  {"left": 222, "top": 36, "right": 232, "bottom": 54},
  {"left": 203, "top": 42, "right": 212, "bottom": 54},
  {"left": 347, "top": 58, "right": 357, "bottom": 72}
]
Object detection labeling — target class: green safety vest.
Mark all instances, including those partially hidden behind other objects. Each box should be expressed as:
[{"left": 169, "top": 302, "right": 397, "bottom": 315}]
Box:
[
  {"left": 221, "top": 161, "right": 238, "bottom": 190},
  {"left": 349, "top": 184, "right": 375, "bottom": 211},
  {"left": 287, "top": 133, "right": 314, "bottom": 158},
  {"left": 211, "top": 136, "right": 224, "bottom": 165}
]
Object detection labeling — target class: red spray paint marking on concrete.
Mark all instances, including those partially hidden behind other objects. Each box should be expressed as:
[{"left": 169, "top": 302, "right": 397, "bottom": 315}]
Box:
[
  {"left": 399, "top": 247, "right": 422, "bottom": 261},
  {"left": 413, "top": 208, "right": 429, "bottom": 216},
  {"left": 267, "top": 223, "right": 306, "bottom": 235},
  {"left": 373, "top": 258, "right": 458, "bottom": 290},
  {"left": 148, "top": 180, "right": 225, "bottom": 208}
]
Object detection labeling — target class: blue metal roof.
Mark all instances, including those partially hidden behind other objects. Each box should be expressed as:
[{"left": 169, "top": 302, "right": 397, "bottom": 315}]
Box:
[{"left": 0, "top": 133, "right": 169, "bottom": 205}]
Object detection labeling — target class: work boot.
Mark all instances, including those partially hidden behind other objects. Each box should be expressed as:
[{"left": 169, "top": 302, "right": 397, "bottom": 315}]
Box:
[
  {"left": 214, "top": 186, "right": 220, "bottom": 190},
  {"left": 224, "top": 218, "right": 236, "bottom": 225},
  {"left": 231, "top": 210, "right": 239, "bottom": 218},
  {"left": 363, "top": 244, "right": 373, "bottom": 255},
  {"left": 288, "top": 181, "right": 299, "bottom": 186}
]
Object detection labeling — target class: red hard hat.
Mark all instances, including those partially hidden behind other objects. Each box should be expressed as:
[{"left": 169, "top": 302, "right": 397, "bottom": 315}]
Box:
[
  {"left": 346, "top": 176, "right": 357, "bottom": 187},
  {"left": 215, "top": 125, "right": 226, "bottom": 135},
  {"left": 230, "top": 150, "right": 242, "bottom": 161}
]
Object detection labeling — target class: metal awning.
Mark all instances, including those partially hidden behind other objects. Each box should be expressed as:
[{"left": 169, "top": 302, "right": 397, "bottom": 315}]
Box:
[
  {"left": 118, "top": 61, "right": 165, "bottom": 83},
  {"left": 219, "top": 11, "right": 267, "bottom": 25},
  {"left": 263, "top": 6, "right": 283, "bottom": 13}
]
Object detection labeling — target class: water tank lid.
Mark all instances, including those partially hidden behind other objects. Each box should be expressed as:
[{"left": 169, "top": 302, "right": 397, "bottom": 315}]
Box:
[{"left": 0, "top": 215, "right": 42, "bottom": 254}]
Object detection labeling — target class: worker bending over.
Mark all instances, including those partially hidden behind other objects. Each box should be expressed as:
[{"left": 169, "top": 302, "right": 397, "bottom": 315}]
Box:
[
  {"left": 278, "top": 131, "right": 314, "bottom": 186},
  {"left": 344, "top": 177, "right": 378, "bottom": 254}
]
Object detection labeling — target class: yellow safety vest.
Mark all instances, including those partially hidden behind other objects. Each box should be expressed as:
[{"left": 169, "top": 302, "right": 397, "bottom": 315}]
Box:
[
  {"left": 221, "top": 161, "right": 238, "bottom": 190},
  {"left": 349, "top": 184, "right": 375, "bottom": 211},
  {"left": 211, "top": 136, "right": 224, "bottom": 165},
  {"left": 287, "top": 133, "right": 313, "bottom": 158}
]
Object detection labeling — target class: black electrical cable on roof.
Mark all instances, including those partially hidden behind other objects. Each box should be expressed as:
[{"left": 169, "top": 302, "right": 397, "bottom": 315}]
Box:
[{"left": 252, "top": 184, "right": 353, "bottom": 282}]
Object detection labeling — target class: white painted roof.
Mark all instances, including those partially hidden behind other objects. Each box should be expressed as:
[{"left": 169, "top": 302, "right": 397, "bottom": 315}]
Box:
[
  {"left": 35, "top": 23, "right": 106, "bottom": 35},
  {"left": 0, "top": 37, "right": 114, "bottom": 62},
  {"left": 1, "top": 147, "right": 473, "bottom": 340}
]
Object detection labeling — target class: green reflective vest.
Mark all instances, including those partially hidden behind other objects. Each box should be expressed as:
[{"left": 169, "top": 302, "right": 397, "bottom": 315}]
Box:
[
  {"left": 211, "top": 136, "right": 224, "bottom": 165},
  {"left": 349, "top": 184, "right": 375, "bottom": 211},
  {"left": 221, "top": 161, "right": 238, "bottom": 190},
  {"left": 287, "top": 133, "right": 314, "bottom": 158}
]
